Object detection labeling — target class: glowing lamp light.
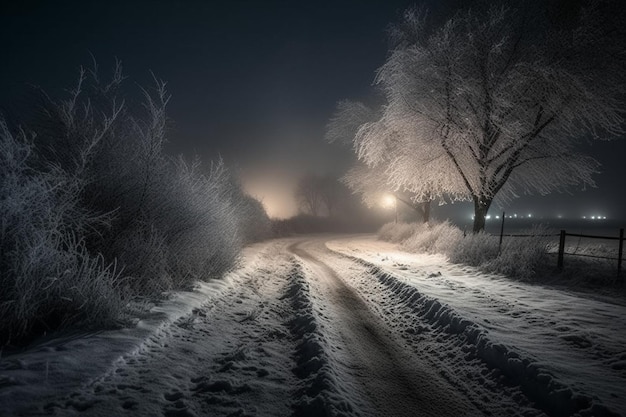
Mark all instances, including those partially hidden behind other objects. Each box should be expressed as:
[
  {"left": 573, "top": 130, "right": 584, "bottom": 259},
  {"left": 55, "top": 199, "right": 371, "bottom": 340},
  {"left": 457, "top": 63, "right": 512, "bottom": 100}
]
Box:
[{"left": 382, "top": 194, "right": 396, "bottom": 209}]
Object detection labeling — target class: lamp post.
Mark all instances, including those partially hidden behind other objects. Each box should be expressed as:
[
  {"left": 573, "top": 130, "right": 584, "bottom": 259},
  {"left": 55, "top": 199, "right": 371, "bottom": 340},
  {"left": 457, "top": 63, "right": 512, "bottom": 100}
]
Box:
[
  {"left": 394, "top": 195, "right": 398, "bottom": 223},
  {"left": 382, "top": 194, "right": 397, "bottom": 223}
]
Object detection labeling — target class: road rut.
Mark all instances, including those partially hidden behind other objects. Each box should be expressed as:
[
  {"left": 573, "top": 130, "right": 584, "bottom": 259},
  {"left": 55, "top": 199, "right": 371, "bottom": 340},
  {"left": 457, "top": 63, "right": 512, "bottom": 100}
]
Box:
[{"left": 288, "top": 239, "right": 482, "bottom": 417}]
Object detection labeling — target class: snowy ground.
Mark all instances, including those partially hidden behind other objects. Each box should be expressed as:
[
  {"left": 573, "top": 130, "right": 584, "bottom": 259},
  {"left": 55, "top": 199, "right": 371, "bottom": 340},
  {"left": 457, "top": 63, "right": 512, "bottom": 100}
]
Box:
[{"left": 1, "top": 235, "right": 624, "bottom": 416}]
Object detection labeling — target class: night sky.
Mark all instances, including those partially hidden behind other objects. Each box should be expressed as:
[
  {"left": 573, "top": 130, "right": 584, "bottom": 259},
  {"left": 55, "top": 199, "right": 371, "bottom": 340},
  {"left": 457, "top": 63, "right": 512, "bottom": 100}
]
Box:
[{"left": 1, "top": 0, "right": 624, "bottom": 221}]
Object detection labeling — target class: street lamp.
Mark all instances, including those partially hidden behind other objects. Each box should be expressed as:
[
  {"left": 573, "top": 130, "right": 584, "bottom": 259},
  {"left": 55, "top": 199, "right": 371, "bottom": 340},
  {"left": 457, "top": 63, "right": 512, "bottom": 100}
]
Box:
[{"left": 382, "top": 194, "right": 398, "bottom": 223}]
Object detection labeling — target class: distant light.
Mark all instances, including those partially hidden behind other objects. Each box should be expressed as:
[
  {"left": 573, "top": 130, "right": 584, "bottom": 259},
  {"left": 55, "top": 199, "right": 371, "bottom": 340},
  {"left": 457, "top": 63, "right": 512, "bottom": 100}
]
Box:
[
  {"left": 557, "top": 214, "right": 562, "bottom": 219},
  {"left": 381, "top": 195, "right": 396, "bottom": 209},
  {"left": 528, "top": 214, "right": 532, "bottom": 218},
  {"left": 591, "top": 216, "right": 596, "bottom": 220},
  {"left": 486, "top": 215, "right": 491, "bottom": 220},
  {"left": 583, "top": 216, "right": 586, "bottom": 219},
  {"left": 495, "top": 215, "right": 500, "bottom": 219},
  {"left": 603, "top": 216, "right": 607, "bottom": 220},
  {"left": 513, "top": 214, "right": 517, "bottom": 218}
]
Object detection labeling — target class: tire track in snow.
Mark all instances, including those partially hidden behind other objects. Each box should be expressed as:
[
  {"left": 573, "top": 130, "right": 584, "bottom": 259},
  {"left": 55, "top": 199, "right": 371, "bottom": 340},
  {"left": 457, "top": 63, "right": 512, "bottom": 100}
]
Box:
[
  {"left": 409, "top": 265, "right": 624, "bottom": 367},
  {"left": 283, "top": 260, "right": 361, "bottom": 417},
  {"left": 339, "top": 251, "right": 620, "bottom": 417},
  {"left": 289, "top": 239, "right": 481, "bottom": 417}
]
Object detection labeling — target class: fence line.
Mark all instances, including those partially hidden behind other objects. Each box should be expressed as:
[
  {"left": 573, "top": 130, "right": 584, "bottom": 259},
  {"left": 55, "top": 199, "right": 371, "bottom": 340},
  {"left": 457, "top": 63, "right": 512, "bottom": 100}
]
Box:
[
  {"left": 557, "top": 228, "right": 624, "bottom": 277},
  {"left": 495, "top": 211, "right": 624, "bottom": 278}
]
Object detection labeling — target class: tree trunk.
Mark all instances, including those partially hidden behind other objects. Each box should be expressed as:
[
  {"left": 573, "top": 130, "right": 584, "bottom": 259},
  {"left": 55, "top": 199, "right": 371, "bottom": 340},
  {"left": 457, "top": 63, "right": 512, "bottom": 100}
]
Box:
[
  {"left": 422, "top": 200, "right": 431, "bottom": 223},
  {"left": 472, "top": 196, "right": 491, "bottom": 233},
  {"left": 393, "top": 195, "right": 432, "bottom": 223}
]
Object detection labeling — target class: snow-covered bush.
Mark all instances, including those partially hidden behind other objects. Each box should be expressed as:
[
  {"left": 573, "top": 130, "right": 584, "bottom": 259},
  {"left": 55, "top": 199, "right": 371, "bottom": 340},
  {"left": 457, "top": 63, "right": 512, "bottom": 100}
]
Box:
[
  {"left": 449, "top": 232, "right": 500, "bottom": 266},
  {"left": 0, "top": 119, "right": 124, "bottom": 344},
  {"left": 235, "top": 193, "right": 272, "bottom": 244},
  {"left": 402, "top": 221, "right": 463, "bottom": 254},
  {"left": 162, "top": 159, "right": 244, "bottom": 286},
  {"left": 378, "top": 222, "right": 423, "bottom": 243},
  {"left": 483, "top": 226, "right": 551, "bottom": 280},
  {"left": 0, "top": 63, "right": 270, "bottom": 345},
  {"left": 429, "top": 221, "right": 464, "bottom": 254},
  {"left": 378, "top": 220, "right": 552, "bottom": 280}
]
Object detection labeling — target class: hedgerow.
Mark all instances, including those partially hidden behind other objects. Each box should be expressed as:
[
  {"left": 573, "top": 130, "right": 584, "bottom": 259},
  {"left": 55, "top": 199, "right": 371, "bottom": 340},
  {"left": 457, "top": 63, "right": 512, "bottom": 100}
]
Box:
[{"left": 0, "top": 62, "right": 269, "bottom": 346}]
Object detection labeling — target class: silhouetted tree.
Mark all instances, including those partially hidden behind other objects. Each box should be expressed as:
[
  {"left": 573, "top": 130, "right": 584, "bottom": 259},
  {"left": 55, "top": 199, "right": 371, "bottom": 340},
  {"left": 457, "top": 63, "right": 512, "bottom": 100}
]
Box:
[
  {"left": 295, "top": 174, "right": 323, "bottom": 216},
  {"left": 295, "top": 174, "right": 345, "bottom": 217}
]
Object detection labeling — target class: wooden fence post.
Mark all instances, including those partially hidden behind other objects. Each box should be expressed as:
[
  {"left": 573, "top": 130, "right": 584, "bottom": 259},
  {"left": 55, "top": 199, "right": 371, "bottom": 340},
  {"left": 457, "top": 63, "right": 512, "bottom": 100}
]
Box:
[
  {"left": 618, "top": 228, "right": 624, "bottom": 278},
  {"left": 499, "top": 211, "right": 505, "bottom": 252},
  {"left": 557, "top": 230, "right": 566, "bottom": 269}
]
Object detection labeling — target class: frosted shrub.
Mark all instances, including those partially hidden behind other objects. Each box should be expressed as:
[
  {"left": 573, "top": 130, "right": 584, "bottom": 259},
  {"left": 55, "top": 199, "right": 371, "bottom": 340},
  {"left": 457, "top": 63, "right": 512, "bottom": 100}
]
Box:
[
  {"left": 401, "top": 223, "right": 436, "bottom": 252},
  {"left": 400, "top": 221, "right": 461, "bottom": 254},
  {"left": 32, "top": 66, "right": 265, "bottom": 290},
  {"left": 484, "top": 226, "right": 551, "bottom": 280},
  {"left": 164, "top": 159, "right": 243, "bottom": 284},
  {"left": 236, "top": 194, "right": 272, "bottom": 244},
  {"left": 448, "top": 232, "right": 499, "bottom": 266},
  {"left": 379, "top": 220, "right": 462, "bottom": 255},
  {"left": 0, "top": 120, "right": 123, "bottom": 344},
  {"left": 377, "top": 218, "right": 554, "bottom": 280},
  {"left": 378, "top": 222, "right": 424, "bottom": 243},
  {"left": 429, "top": 221, "right": 464, "bottom": 254},
  {"left": 378, "top": 222, "right": 398, "bottom": 241},
  {"left": 110, "top": 224, "right": 171, "bottom": 294},
  {"left": 1, "top": 63, "right": 270, "bottom": 345}
]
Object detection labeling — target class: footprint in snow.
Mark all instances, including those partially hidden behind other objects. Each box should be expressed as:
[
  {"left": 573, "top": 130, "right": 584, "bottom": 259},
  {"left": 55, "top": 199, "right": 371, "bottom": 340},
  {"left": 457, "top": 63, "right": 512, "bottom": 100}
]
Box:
[{"left": 164, "top": 391, "right": 185, "bottom": 402}]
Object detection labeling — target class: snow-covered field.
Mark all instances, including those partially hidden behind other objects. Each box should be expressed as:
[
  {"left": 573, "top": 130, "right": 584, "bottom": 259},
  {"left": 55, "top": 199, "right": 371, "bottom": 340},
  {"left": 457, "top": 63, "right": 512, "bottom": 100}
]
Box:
[{"left": 1, "top": 235, "right": 624, "bottom": 416}]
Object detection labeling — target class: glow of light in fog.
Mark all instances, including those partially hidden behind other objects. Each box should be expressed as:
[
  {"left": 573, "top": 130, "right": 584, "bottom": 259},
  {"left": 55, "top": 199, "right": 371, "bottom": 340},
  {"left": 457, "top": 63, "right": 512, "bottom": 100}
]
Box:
[
  {"left": 382, "top": 194, "right": 396, "bottom": 209},
  {"left": 241, "top": 170, "right": 299, "bottom": 219}
]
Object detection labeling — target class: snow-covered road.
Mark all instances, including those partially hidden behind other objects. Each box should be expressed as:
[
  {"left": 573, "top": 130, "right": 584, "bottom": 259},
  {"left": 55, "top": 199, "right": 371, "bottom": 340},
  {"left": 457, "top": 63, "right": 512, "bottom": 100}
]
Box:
[
  {"left": 288, "top": 239, "right": 481, "bottom": 416},
  {"left": 1, "top": 235, "right": 624, "bottom": 416}
]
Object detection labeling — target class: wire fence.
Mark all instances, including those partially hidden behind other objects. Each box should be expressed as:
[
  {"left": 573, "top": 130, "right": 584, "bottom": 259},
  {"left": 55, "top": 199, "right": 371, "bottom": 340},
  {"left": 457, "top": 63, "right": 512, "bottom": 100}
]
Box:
[
  {"left": 493, "top": 211, "right": 624, "bottom": 278},
  {"left": 556, "top": 229, "right": 624, "bottom": 276}
]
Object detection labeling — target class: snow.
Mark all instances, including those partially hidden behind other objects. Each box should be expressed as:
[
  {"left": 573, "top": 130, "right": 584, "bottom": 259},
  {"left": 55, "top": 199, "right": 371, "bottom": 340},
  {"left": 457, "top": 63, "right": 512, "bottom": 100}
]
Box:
[
  {"left": 1, "top": 235, "right": 625, "bottom": 416},
  {"left": 0, "top": 263, "right": 236, "bottom": 415},
  {"left": 0, "top": 242, "right": 298, "bottom": 416},
  {"left": 327, "top": 235, "right": 626, "bottom": 416}
]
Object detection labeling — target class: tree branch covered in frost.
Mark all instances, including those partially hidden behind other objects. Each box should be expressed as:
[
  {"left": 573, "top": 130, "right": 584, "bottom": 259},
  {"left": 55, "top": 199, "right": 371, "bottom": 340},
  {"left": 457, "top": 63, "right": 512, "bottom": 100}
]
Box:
[
  {"left": 327, "top": 98, "right": 464, "bottom": 222},
  {"left": 369, "top": 2, "right": 625, "bottom": 232}
]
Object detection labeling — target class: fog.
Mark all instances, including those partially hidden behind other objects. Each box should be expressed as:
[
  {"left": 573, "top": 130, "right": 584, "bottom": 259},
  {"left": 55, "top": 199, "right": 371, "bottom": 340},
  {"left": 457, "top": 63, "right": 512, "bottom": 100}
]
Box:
[{"left": 1, "top": 0, "right": 624, "bottom": 224}]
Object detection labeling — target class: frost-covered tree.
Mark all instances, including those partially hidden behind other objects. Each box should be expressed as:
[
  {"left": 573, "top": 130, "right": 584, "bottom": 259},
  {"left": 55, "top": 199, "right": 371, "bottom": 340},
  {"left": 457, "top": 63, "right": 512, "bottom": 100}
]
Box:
[
  {"left": 375, "top": 2, "right": 625, "bottom": 232},
  {"left": 326, "top": 100, "right": 466, "bottom": 222},
  {"left": 342, "top": 162, "right": 432, "bottom": 221}
]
